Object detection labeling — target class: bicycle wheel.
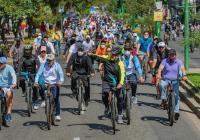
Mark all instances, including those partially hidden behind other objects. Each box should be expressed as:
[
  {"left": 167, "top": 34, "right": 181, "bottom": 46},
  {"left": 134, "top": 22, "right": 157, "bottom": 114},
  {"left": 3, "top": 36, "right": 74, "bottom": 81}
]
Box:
[
  {"left": 126, "top": 90, "right": 131, "bottom": 125},
  {"left": 168, "top": 91, "right": 175, "bottom": 126},
  {"left": 27, "top": 87, "right": 32, "bottom": 117},
  {"left": 45, "top": 91, "right": 51, "bottom": 130},
  {"left": 50, "top": 95, "right": 55, "bottom": 125},
  {"left": 78, "top": 81, "right": 84, "bottom": 115},
  {"left": 1, "top": 98, "right": 7, "bottom": 127},
  {"left": 111, "top": 94, "right": 116, "bottom": 134}
]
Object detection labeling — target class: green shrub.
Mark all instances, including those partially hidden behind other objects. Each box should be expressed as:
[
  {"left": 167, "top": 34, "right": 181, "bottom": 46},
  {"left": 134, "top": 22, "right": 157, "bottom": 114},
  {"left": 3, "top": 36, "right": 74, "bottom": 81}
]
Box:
[
  {"left": 0, "top": 44, "right": 9, "bottom": 56},
  {"left": 187, "top": 73, "right": 200, "bottom": 91},
  {"left": 23, "top": 38, "right": 34, "bottom": 45}
]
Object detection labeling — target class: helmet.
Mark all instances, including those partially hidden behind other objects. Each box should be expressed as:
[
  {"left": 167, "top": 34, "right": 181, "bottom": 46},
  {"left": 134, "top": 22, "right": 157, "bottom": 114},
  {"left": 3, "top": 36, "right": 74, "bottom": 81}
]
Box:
[
  {"left": 133, "top": 33, "right": 137, "bottom": 37},
  {"left": 111, "top": 46, "right": 121, "bottom": 55},
  {"left": 46, "top": 54, "right": 55, "bottom": 61},
  {"left": 157, "top": 42, "right": 166, "bottom": 47},
  {"left": 23, "top": 45, "right": 33, "bottom": 57}
]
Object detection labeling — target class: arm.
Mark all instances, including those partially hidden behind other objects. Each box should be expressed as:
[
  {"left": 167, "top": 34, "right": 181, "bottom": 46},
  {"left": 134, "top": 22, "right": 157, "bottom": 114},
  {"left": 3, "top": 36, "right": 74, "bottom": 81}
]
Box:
[
  {"left": 56, "top": 63, "right": 64, "bottom": 83},
  {"left": 9, "top": 45, "right": 14, "bottom": 58},
  {"left": 10, "top": 66, "right": 17, "bottom": 86},
  {"left": 35, "top": 64, "right": 44, "bottom": 83},
  {"left": 133, "top": 56, "right": 143, "bottom": 77},
  {"left": 66, "top": 54, "right": 74, "bottom": 73},
  {"left": 87, "top": 56, "right": 95, "bottom": 74},
  {"left": 118, "top": 61, "right": 126, "bottom": 86}
]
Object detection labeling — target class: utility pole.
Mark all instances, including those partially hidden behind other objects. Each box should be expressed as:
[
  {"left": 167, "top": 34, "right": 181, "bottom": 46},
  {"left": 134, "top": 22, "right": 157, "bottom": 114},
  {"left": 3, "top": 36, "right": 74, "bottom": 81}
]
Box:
[{"left": 184, "top": 0, "right": 189, "bottom": 70}]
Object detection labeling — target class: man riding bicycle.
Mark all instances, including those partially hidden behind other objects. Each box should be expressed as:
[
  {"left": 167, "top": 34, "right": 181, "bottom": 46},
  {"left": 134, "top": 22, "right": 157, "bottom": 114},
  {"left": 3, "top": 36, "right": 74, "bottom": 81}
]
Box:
[
  {"left": 0, "top": 56, "right": 17, "bottom": 124},
  {"left": 66, "top": 46, "right": 95, "bottom": 107},
  {"left": 35, "top": 54, "right": 64, "bottom": 121},
  {"left": 89, "top": 46, "right": 125, "bottom": 124},
  {"left": 156, "top": 49, "right": 187, "bottom": 121}
]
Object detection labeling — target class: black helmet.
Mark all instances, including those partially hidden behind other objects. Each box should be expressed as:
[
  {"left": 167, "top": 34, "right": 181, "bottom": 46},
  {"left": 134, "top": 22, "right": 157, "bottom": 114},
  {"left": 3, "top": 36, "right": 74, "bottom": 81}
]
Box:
[
  {"left": 168, "top": 49, "right": 176, "bottom": 55},
  {"left": 111, "top": 46, "right": 121, "bottom": 55},
  {"left": 24, "top": 45, "right": 33, "bottom": 57}
]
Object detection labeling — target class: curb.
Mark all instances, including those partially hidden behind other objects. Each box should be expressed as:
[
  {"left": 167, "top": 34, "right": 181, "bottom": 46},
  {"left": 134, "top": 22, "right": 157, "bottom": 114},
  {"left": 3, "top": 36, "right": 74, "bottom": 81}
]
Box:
[
  {"left": 180, "top": 81, "right": 200, "bottom": 104},
  {"left": 180, "top": 88, "right": 200, "bottom": 119}
]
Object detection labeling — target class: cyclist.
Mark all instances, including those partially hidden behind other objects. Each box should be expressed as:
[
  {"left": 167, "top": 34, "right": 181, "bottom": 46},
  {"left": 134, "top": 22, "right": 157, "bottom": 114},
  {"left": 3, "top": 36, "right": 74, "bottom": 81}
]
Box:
[
  {"left": 38, "top": 46, "right": 47, "bottom": 66},
  {"left": 154, "top": 42, "right": 169, "bottom": 99},
  {"left": 89, "top": 46, "right": 125, "bottom": 124},
  {"left": 35, "top": 54, "right": 64, "bottom": 121},
  {"left": 136, "top": 31, "right": 153, "bottom": 63},
  {"left": 121, "top": 45, "right": 144, "bottom": 104},
  {"left": 18, "top": 45, "right": 39, "bottom": 109},
  {"left": 0, "top": 56, "right": 17, "bottom": 123},
  {"left": 66, "top": 46, "right": 95, "bottom": 107},
  {"left": 9, "top": 37, "right": 23, "bottom": 72},
  {"left": 33, "top": 33, "right": 42, "bottom": 52},
  {"left": 42, "top": 35, "right": 56, "bottom": 55},
  {"left": 82, "top": 35, "right": 95, "bottom": 52},
  {"left": 156, "top": 49, "right": 187, "bottom": 121},
  {"left": 52, "top": 27, "right": 62, "bottom": 55}
]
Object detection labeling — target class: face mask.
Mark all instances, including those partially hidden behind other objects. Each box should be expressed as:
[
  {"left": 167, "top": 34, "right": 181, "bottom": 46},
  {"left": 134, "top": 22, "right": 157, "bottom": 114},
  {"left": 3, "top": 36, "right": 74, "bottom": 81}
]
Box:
[
  {"left": 86, "top": 39, "right": 90, "bottom": 42},
  {"left": 169, "top": 55, "right": 176, "bottom": 62},
  {"left": 38, "top": 36, "right": 42, "bottom": 39},
  {"left": 78, "top": 51, "right": 84, "bottom": 56},
  {"left": 125, "top": 50, "right": 131, "bottom": 56},
  {"left": 101, "top": 45, "right": 106, "bottom": 48}
]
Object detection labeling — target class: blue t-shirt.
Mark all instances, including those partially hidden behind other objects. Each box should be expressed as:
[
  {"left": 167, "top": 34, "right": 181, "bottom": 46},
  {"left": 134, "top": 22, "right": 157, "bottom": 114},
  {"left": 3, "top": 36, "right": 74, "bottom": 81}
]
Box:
[{"left": 139, "top": 37, "right": 153, "bottom": 53}]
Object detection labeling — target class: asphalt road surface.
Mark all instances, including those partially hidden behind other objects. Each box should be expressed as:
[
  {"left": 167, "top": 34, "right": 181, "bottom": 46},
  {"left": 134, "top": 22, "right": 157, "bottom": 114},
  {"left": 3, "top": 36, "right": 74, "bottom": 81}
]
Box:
[{"left": 0, "top": 57, "right": 200, "bottom": 140}]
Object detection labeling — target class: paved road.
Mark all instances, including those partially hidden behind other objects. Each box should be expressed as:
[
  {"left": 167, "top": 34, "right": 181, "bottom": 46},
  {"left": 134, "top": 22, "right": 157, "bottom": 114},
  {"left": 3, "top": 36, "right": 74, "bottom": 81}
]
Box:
[{"left": 1, "top": 56, "right": 200, "bottom": 140}]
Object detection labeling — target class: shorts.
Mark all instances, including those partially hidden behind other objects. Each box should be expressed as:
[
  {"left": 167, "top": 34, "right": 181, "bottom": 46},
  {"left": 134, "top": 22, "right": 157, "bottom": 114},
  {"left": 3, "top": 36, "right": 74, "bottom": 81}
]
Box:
[{"left": 1, "top": 87, "right": 12, "bottom": 97}]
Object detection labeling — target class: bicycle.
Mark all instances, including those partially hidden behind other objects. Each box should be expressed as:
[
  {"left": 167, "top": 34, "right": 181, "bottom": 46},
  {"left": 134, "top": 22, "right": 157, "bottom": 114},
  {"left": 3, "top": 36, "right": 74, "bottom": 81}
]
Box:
[
  {"left": 19, "top": 72, "right": 35, "bottom": 117},
  {"left": 123, "top": 80, "right": 133, "bottom": 125},
  {"left": 75, "top": 75, "right": 90, "bottom": 115},
  {"left": 0, "top": 88, "right": 7, "bottom": 130},
  {"left": 43, "top": 84, "right": 56, "bottom": 130},
  {"left": 165, "top": 80, "right": 176, "bottom": 126},
  {"left": 139, "top": 53, "right": 148, "bottom": 81},
  {"left": 107, "top": 87, "right": 118, "bottom": 134}
]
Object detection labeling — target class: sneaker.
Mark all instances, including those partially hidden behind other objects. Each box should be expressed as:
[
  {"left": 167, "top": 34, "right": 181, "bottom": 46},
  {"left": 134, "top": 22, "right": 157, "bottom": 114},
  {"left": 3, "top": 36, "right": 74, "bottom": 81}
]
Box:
[
  {"left": 174, "top": 113, "right": 180, "bottom": 121},
  {"left": 55, "top": 115, "right": 61, "bottom": 121},
  {"left": 132, "top": 96, "right": 138, "bottom": 104},
  {"left": 117, "top": 114, "right": 123, "bottom": 124},
  {"left": 5, "top": 113, "right": 12, "bottom": 123},
  {"left": 40, "top": 101, "right": 46, "bottom": 108},
  {"left": 33, "top": 103, "right": 39, "bottom": 110}
]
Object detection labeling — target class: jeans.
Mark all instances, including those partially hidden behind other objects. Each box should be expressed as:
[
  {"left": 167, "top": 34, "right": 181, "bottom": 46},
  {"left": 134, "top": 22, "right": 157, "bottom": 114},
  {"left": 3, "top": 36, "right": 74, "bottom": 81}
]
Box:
[
  {"left": 125, "top": 73, "right": 137, "bottom": 97},
  {"left": 54, "top": 41, "right": 62, "bottom": 55},
  {"left": 159, "top": 79, "right": 180, "bottom": 113},
  {"left": 41, "top": 85, "right": 61, "bottom": 116}
]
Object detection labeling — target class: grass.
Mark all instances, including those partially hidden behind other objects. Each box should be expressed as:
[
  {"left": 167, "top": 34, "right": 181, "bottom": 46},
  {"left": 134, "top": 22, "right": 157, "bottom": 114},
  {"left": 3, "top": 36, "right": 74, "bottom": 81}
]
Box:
[{"left": 187, "top": 73, "right": 200, "bottom": 94}]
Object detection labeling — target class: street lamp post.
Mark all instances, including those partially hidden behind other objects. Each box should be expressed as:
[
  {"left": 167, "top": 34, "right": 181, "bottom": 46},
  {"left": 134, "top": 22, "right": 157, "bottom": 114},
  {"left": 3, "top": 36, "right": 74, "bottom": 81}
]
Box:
[
  {"left": 155, "top": 0, "right": 162, "bottom": 38},
  {"left": 184, "top": 0, "right": 189, "bottom": 70}
]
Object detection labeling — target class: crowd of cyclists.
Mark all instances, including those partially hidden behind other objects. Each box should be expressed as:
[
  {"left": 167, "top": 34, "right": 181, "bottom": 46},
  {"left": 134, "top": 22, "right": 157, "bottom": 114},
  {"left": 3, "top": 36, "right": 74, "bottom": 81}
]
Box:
[{"left": 0, "top": 13, "right": 188, "bottom": 128}]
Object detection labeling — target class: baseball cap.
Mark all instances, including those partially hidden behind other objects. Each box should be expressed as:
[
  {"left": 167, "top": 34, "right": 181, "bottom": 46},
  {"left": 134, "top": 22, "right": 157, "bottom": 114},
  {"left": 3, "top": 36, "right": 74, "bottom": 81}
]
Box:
[{"left": 46, "top": 54, "right": 55, "bottom": 61}]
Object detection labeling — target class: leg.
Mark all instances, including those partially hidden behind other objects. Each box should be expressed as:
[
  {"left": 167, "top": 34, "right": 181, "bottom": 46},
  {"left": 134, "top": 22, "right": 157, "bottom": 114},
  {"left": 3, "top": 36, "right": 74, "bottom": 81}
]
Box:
[
  {"left": 6, "top": 90, "right": 13, "bottom": 114},
  {"left": 51, "top": 86, "right": 60, "bottom": 116},
  {"left": 159, "top": 80, "right": 169, "bottom": 100},
  {"left": 172, "top": 80, "right": 180, "bottom": 113}
]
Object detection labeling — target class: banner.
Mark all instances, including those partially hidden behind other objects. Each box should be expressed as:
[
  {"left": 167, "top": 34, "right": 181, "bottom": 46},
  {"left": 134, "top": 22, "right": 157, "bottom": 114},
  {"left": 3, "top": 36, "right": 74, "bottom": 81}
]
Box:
[{"left": 154, "top": 11, "right": 163, "bottom": 21}]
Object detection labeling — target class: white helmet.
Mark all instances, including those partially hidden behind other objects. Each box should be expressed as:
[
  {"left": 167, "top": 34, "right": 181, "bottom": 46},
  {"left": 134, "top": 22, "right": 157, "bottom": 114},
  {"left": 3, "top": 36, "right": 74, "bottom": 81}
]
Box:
[
  {"left": 133, "top": 33, "right": 138, "bottom": 37},
  {"left": 157, "top": 42, "right": 166, "bottom": 47}
]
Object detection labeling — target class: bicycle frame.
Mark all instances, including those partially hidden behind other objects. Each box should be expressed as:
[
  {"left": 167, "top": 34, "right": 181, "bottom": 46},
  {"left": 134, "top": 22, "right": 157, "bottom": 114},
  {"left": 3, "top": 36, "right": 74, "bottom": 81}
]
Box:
[{"left": 0, "top": 88, "right": 7, "bottom": 130}]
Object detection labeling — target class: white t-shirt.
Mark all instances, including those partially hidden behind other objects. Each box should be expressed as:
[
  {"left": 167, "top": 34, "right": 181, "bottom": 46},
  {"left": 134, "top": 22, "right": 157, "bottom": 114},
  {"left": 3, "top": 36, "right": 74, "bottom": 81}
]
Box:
[
  {"left": 82, "top": 40, "right": 94, "bottom": 52},
  {"left": 46, "top": 41, "right": 55, "bottom": 54},
  {"left": 69, "top": 44, "right": 77, "bottom": 53}
]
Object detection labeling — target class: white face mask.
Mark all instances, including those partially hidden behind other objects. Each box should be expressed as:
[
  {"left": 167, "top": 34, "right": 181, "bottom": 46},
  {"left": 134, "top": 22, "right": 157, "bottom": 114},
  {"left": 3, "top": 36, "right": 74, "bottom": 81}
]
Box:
[
  {"left": 101, "top": 45, "right": 106, "bottom": 48},
  {"left": 125, "top": 50, "right": 131, "bottom": 56},
  {"left": 38, "top": 36, "right": 42, "bottom": 39},
  {"left": 78, "top": 51, "right": 84, "bottom": 56}
]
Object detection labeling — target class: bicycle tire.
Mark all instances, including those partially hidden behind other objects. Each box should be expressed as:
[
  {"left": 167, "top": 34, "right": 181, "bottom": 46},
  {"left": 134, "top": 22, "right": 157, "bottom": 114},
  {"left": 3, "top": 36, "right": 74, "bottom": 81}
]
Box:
[
  {"left": 27, "top": 87, "right": 32, "bottom": 117},
  {"left": 2, "top": 98, "right": 7, "bottom": 127},
  {"left": 111, "top": 94, "right": 116, "bottom": 134},
  {"left": 50, "top": 95, "right": 55, "bottom": 125},
  {"left": 78, "top": 80, "right": 84, "bottom": 115},
  {"left": 168, "top": 91, "right": 175, "bottom": 126},
  {"left": 45, "top": 90, "right": 51, "bottom": 130},
  {"left": 126, "top": 91, "right": 131, "bottom": 125}
]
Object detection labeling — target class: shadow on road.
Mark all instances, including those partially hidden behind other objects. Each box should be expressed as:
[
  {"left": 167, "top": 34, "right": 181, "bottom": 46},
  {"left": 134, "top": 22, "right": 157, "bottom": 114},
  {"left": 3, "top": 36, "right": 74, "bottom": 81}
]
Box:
[
  {"left": 61, "top": 107, "right": 79, "bottom": 115},
  {"left": 90, "top": 99, "right": 103, "bottom": 104},
  {"left": 23, "top": 121, "right": 49, "bottom": 131},
  {"left": 141, "top": 116, "right": 169, "bottom": 126},
  {"left": 12, "top": 109, "right": 30, "bottom": 117},
  {"left": 138, "top": 92, "right": 157, "bottom": 98},
  {"left": 137, "top": 101, "right": 161, "bottom": 110},
  {"left": 67, "top": 123, "right": 119, "bottom": 135}
]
